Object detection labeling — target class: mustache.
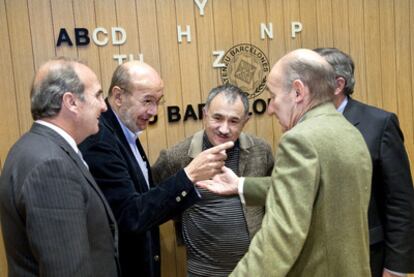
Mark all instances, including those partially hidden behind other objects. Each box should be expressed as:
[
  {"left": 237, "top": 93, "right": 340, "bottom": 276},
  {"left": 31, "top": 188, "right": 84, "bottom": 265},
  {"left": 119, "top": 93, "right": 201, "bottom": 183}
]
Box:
[{"left": 216, "top": 131, "right": 231, "bottom": 138}]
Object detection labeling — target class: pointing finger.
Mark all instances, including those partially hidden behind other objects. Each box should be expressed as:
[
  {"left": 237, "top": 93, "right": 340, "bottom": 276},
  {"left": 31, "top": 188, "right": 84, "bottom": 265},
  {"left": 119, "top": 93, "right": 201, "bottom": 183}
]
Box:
[{"left": 206, "top": 141, "right": 234, "bottom": 154}]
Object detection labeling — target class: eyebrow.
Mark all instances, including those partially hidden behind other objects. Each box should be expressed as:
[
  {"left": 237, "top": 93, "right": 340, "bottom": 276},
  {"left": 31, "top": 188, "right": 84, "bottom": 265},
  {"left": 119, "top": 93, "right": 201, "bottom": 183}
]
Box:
[
  {"left": 211, "top": 112, "right": 241, "bottom": 119},
  {"left": 156, "top": 95, "right": 165, "bottom": 103},
  {"left": 142, "top": 94, "right": 164, "bottom": 102}
]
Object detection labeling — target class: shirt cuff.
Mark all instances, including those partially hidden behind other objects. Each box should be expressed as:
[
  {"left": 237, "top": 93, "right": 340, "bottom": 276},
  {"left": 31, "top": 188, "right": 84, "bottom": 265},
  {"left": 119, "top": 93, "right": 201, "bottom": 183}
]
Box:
[
  {"left": 238, "top": 177, "right": 246, "bottom": 205},
  {"left": 385, "top": 268, "right": 407, "bottom": 276}
]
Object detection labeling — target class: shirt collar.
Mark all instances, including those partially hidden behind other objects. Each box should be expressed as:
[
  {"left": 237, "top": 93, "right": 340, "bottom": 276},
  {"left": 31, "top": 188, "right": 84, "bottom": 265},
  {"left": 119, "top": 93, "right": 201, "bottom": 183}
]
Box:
[
  {"left": 36, "top": 120, "right": 79, "bottom": 153},
  {"left": 336, "top": 96, "right": 349, "bottom": 114}
]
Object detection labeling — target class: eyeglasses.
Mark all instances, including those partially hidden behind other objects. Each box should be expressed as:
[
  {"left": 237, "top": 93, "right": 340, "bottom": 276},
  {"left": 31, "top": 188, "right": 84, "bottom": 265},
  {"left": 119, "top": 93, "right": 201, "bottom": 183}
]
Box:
[{"left": 118, "top": 87, "right": 165, "bottom": 108}]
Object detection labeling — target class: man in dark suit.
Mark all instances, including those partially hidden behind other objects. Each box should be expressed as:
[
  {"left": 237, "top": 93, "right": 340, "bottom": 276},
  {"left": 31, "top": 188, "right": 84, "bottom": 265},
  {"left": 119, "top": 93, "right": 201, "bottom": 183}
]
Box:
[
  {"left": 0, "top": 58, "right": 119, "bottom": 276},
  {"left": 79, "top": 61, "right": 233, "bottom": 277},
  {"left": 314, "top": 47, "right": 414, "bottom": 277}
]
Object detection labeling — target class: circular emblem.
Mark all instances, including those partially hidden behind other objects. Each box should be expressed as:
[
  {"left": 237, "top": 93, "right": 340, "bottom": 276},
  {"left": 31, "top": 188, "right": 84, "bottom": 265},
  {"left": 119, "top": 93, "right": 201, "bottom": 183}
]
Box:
[{"left": 220, "top": 43, "right": 270, "bottom": 99}]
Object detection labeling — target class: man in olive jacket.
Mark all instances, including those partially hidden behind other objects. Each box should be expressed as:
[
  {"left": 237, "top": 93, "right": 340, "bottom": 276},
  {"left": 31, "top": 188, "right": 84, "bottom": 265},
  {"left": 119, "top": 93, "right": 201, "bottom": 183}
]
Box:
[
  {"left": 314, "top": 47, "right": 414, "bottom": 277},
  {"left": 199, "top": 49, "right": 373, "bottom": 276}
]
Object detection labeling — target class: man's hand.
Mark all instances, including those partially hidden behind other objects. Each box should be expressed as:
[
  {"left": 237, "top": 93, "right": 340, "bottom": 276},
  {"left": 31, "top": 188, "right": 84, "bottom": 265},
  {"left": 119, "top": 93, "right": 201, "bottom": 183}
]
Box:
[
  {"left": 184, "top": 141, "right": 234, "bottom": 182},
  {"left": 196, "top": 166, "right": 239, "bottom": 195}
]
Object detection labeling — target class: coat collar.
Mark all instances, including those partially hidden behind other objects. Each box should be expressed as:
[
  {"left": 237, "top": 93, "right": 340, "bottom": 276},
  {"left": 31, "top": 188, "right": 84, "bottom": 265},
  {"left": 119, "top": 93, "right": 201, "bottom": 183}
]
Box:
[
  {"left": 30, "top": 123, "right": 94, "bottom": 184},
  {"left": 101, "top": 98, "right": 129, "bottom": 146},
  {"left": 299, "top": 102, "right": 338, "bottom": 124},
  {"left": 342, "top": 97, "right": 361, "bottom": 126}
]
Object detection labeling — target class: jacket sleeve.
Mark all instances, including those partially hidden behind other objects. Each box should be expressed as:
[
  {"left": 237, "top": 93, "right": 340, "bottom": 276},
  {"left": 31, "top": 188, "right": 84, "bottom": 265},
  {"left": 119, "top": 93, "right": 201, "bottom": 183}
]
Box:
[
  {"left": 232, "top": 132, "right": 319, "bottom": 276},
  {"left": 265, "top": 141, "right": 275, "bottom": 176},
  {"left": 152, "top": 149, "right": 177, "bottom": 185},
  {"left": 380, "top": 114, "right": 414, "bottom": 272},
  {"left": 241, "top": 139, "right": 275, "bottom": 206},
  {"left": 81, "top": 132, "right": 200, "bottom": 235},
  {"left": 151, "top": 147, "right": 194, "bottom": 245}
]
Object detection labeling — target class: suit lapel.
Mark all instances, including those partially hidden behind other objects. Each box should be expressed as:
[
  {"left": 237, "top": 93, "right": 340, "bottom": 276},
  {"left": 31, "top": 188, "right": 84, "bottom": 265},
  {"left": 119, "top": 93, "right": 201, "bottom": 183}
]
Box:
[
  {"left": 30, "top": 123, "right": 118, "bottom": 227},
  {"left": 136, "top": 137, "right": 153, "bottom": 187},
  {"left": 238, "top": 133, "right": 252, "bottom": 175},
  {"left": 239, "top": 150, "right": 248, "bottom": 176},
  {"left": 31, "top": 123, "right": 96, "bottom": 184}
]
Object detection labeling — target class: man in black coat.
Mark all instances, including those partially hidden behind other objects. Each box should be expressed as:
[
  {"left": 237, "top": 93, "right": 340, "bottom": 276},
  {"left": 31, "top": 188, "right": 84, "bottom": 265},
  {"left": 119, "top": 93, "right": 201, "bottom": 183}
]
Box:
[
  {"left": 315, "top": 47, "right": 414, "bottom": 277},
  {"left": 80, "top": 61, "right": 232, "bottom": 277}
]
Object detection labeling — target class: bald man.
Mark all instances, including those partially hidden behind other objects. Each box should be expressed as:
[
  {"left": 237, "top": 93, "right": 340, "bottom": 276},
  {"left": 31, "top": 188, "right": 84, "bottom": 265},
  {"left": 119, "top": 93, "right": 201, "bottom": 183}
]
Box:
[
  {"left": 79, "top": 61, "right": 233, "bottom": 277},
  {"left": 199, "top": 49, "right": 373, "bottom": 276},
  {"left": 0, "top": 58, "right": 119, "bottom": 276}
]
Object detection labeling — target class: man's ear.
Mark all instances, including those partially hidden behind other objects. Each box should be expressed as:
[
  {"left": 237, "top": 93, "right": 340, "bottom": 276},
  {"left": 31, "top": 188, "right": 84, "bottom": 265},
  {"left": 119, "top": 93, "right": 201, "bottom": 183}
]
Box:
[
  {"left": 243, "top": 113, "right": 251, "bottom": 125},
  {"left": 335, "top": 77, "right": 346, "bottom": 96},
  {"left": 292, "top": 79, "right": 306, "bottom": 102},
  {"left": 62, "top": 92, "right": 78, "bottom": 112},
  {"left": 112, "top": 86, "right": 123, "bottom": 106},
  {"left": 202, "top": 107, "right": 208, "bottom": 124}
]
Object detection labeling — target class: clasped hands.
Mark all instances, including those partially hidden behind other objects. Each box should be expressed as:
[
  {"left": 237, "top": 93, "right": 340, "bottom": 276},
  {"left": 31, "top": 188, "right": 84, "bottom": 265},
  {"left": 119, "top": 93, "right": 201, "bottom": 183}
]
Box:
[{"left": 183, "top": 141, "right": 239, "bottom": 196}]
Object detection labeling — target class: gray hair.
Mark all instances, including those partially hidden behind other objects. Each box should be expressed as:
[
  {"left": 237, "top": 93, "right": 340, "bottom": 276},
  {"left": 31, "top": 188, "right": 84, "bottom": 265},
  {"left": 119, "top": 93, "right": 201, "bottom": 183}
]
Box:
[
  {"left": 108, "top": 63, "right": 131, "bottom": 96},
  {"left": 31, "top": 57, "right": 85, "bottom": 120},
  {"left": 313, "top": 47, "right": 355, "bottom": 96},
  {"left": 204, "top": 84, "right": 249, "bottom": 116},
  {"left": 281, "top": 53, "right": 336, "bottom": 104}
]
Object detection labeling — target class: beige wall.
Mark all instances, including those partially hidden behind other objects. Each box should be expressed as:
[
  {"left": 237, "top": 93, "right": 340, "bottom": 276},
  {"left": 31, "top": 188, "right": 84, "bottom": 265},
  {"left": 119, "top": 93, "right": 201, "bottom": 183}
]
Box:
[{"left": 1, "top": 0, "right": 414, "bottom": 276}]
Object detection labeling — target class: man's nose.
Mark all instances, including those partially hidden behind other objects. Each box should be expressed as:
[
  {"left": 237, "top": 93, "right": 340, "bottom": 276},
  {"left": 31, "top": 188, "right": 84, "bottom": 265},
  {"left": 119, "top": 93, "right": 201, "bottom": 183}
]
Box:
[
  {"left": 218, "top": 121, "right": 230, "bottom": 134},
  {"left": 101, "top": 98, "right": 108, "bottom": 112},
  {"left": 147, "top": 104, "right": 158, "bottom": 116},
  {"left": 267, "top": 102, "right": 275, "bottom": 115}
]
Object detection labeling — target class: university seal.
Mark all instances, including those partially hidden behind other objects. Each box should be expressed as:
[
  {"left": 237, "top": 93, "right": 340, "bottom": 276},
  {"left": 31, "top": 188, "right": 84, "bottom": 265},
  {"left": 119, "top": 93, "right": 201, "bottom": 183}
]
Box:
[{"left": 220, "top": 43, "right": 270, "bottom": 98}]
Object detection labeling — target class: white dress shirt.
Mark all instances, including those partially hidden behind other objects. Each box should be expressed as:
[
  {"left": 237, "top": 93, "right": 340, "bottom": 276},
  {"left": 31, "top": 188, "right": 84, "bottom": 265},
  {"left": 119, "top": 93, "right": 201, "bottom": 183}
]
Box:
[{"left": 36, "top": 120, "right": 89, "bottom": 169}]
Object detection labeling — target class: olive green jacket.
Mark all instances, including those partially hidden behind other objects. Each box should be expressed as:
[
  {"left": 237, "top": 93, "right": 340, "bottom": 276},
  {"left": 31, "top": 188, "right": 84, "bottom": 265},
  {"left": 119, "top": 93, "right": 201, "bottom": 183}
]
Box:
[{"left": 231, "top": 103, "right": 372, "bottom": 277}]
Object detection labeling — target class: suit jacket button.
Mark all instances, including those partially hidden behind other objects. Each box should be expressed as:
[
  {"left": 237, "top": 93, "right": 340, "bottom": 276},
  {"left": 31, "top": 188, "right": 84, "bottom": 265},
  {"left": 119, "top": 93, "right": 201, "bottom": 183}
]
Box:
[
  {"left": 176, "top": 196, "right": 181, "bottom": 202},
  {"left": 154, "top": 255, "right": 160, "bottom": 261},
  {"left": 181, "top": 191, "right": 187, "bottom": 197}
]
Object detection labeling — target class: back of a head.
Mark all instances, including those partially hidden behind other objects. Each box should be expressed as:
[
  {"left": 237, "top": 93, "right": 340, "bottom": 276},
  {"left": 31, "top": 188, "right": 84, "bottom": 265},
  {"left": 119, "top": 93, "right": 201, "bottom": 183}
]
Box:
[
  {"left": 31, "top": 57, "right": 85, "bottom": 120},
  {"left": 204, "top": 84, "right": 249, "bottom": 116},
  {"left": 281, "top": 49, "right": 336, "bottom": 105},
  {"left": 313, "top": 47, "right": 355, "bottom": 96}
]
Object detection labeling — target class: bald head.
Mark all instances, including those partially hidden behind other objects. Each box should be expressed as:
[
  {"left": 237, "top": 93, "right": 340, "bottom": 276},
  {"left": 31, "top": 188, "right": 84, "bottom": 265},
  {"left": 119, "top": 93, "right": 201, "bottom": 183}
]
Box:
[
  {"left": 273, "top": 49, "right": 336, "bottom": 104},
  {"left": 31, "top": 57, "right": 88, "bottom": 120},
  {"left": 108, "top": 61, "right": 163, "bottom": 97},
  {"left": 280, "top": 48, "right": 328, "bottom": 65},
  {"left": 266, "top": 49, "right": 336, "bottom": 131}
]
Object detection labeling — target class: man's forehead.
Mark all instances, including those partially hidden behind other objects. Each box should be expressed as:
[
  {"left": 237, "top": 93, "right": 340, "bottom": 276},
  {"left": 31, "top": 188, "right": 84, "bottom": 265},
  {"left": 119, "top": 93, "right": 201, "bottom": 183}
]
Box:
[
  {"left": 131, "top": 87, "right": 164, "bottom": 99},
  {"left": 266, "top": 73, "right": 279, "bottom": 89},
  {"left": 129, "top": 76, "right": 164, "bottom": 95},
  {"left": 210, "top": 109, "right": 242, "bottom": 118},
  {"left": 208, "top": 102, "right": 245, "bottom": 119}
]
